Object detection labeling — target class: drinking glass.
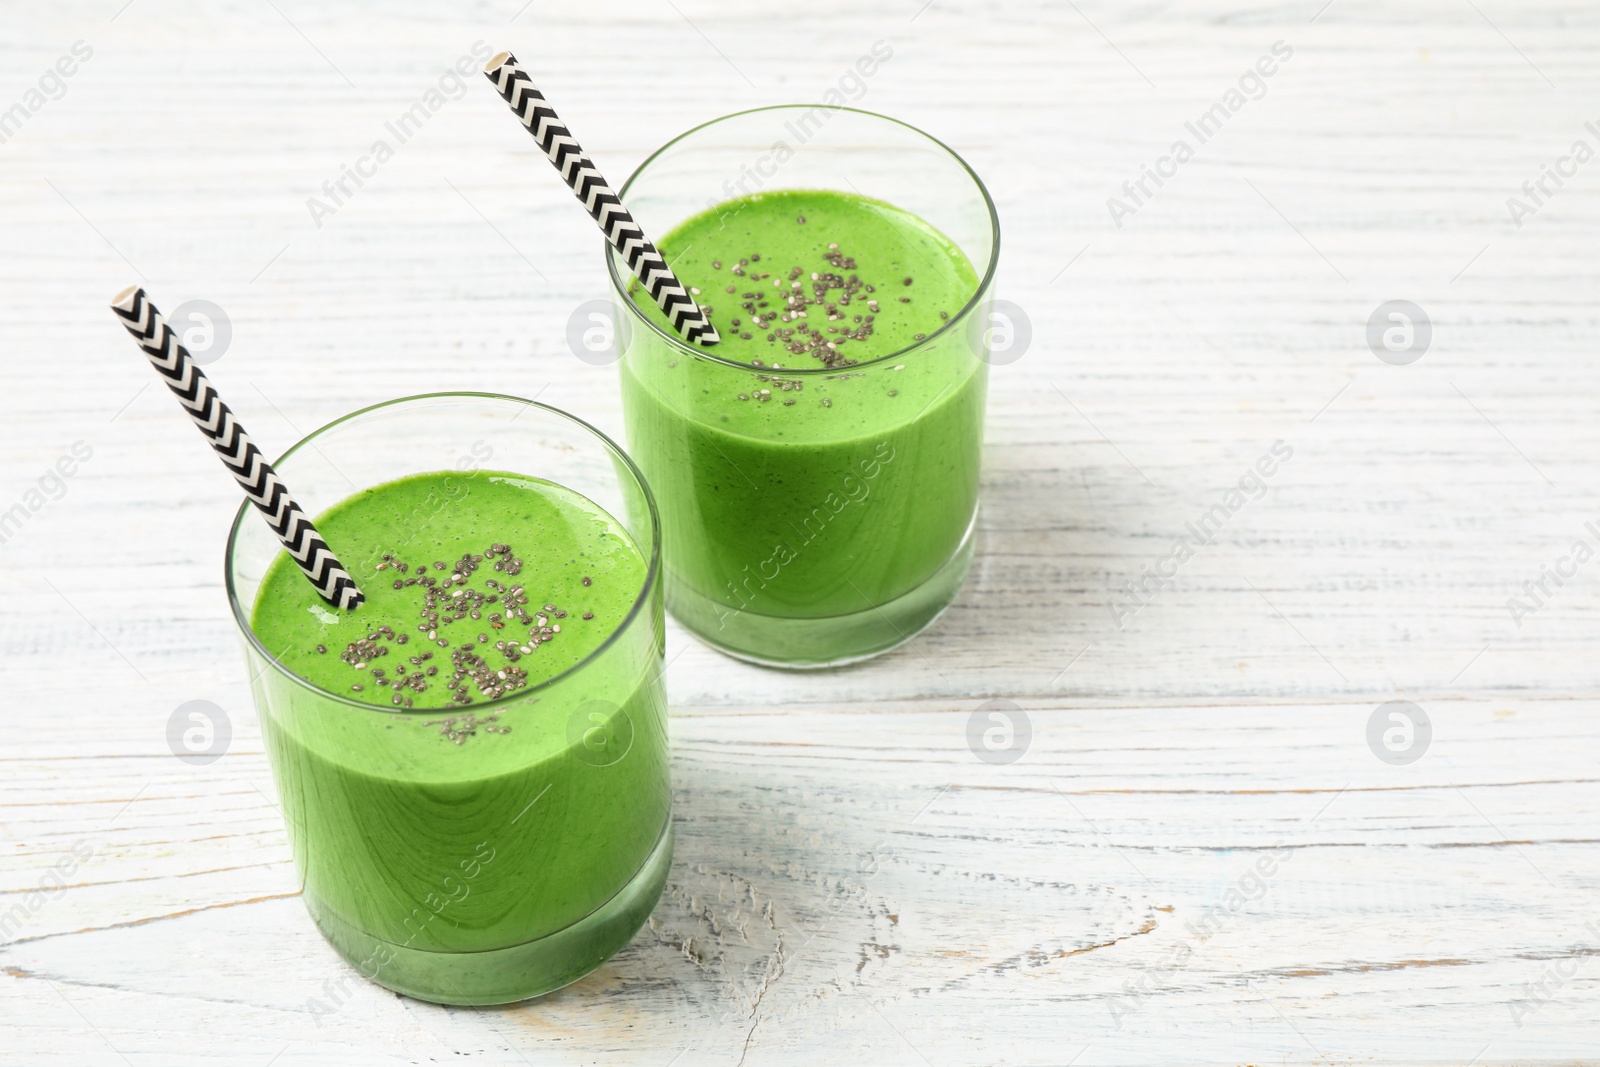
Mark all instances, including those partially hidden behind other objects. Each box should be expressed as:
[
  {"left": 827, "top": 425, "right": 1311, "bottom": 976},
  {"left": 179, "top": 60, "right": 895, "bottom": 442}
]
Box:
[
  {"left": 225, "top": 393, "right": 670, "bottom": 1005},
  {"left": 608, "top": 106, "right": 999, "bottom": 668}
]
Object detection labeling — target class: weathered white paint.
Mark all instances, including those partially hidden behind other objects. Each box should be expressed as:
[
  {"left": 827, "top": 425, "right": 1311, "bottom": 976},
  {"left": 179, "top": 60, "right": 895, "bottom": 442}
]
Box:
[{"left": 3, "top": 0, "right": 1599, "bottom": 1063}]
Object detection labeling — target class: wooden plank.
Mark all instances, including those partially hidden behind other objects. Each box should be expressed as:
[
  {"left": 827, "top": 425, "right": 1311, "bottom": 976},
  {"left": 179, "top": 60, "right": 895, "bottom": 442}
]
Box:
[{"left": 4, "top": 701, "right": 1599, "bottom": 1064}]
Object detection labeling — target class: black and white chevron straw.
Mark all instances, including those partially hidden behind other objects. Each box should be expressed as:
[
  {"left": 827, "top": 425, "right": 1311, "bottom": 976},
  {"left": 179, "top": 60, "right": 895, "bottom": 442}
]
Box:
[
  {"left": 110, "top": 286, "right": 364, "bottom": 611},
  {"left": 483, "top": 51, "right": 720, "bottom": 347}
]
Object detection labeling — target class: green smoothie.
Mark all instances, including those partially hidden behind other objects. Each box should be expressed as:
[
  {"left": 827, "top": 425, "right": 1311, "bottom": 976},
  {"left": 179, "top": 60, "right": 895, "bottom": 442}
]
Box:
[
  {"left": 618, "top": 189, "right": 986, "bottom": 662},
  {"left": 246, "top": 470, "right": 670, "bottom": 1003}
]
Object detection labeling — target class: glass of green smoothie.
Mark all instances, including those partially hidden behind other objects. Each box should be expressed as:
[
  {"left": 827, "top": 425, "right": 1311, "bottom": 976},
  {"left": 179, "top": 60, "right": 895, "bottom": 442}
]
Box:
[
  {"left": 607, "top": 106, "right": 999, "bottom": 668},
  {"left": 225, "top": 393, "right": 670, "bottom": 1005}
]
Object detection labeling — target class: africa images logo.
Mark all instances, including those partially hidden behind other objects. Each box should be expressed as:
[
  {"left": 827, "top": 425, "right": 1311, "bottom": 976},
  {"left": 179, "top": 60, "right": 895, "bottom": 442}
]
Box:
[{"left": 1106, "top": 41, "right": 1294, "bottom": 228}]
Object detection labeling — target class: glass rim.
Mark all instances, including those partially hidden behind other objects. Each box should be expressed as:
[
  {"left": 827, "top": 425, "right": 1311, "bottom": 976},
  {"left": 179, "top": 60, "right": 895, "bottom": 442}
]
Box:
[
  {"left": 223, "top": 391, "right": 662, "bottom": 716},
  {"left": 604, "top": 103, "right": 1001, "bottom": 375}
]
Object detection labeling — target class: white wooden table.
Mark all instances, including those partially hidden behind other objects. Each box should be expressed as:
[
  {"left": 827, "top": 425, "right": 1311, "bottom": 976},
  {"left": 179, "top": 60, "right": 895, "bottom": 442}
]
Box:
[{"left": 4, "top": 1, "right": 1599, "bottom": 1063}]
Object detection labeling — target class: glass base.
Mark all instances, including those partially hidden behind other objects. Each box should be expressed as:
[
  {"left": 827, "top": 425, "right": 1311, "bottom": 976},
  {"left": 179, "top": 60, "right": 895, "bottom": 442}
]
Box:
[
  {"left": 670, "top": 510, "right": 977, "bottom": 670},
  {"left": 304, "top": 821, "right": 674, "bottom": 1006}
]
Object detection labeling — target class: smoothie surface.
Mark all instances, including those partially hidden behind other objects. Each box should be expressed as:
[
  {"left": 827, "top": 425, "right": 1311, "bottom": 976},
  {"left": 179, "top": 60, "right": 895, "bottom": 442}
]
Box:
[
  {"left": 625, "top": 189, "right": 981, "bottom": 447},
  {"left": 250, "top": 470, "right": 646, "bottom": 713},
  {"left": 632, "top": 188, "right": 977, "bottom": 371}
]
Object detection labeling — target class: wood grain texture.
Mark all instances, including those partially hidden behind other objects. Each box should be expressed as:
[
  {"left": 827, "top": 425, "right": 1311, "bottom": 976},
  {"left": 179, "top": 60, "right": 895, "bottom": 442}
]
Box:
[{"left": 3, "top": 0, "right": 1599, "bottom": 1063}]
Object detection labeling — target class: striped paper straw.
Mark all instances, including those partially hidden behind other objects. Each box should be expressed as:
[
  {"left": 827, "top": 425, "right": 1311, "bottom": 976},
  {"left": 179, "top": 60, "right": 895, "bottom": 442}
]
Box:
[
  {"left": 482, "top": 51, "right": 720, "bottom": 347},
  {"left": 110, "top": 286, "right": 364, "bottom": 611}
]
